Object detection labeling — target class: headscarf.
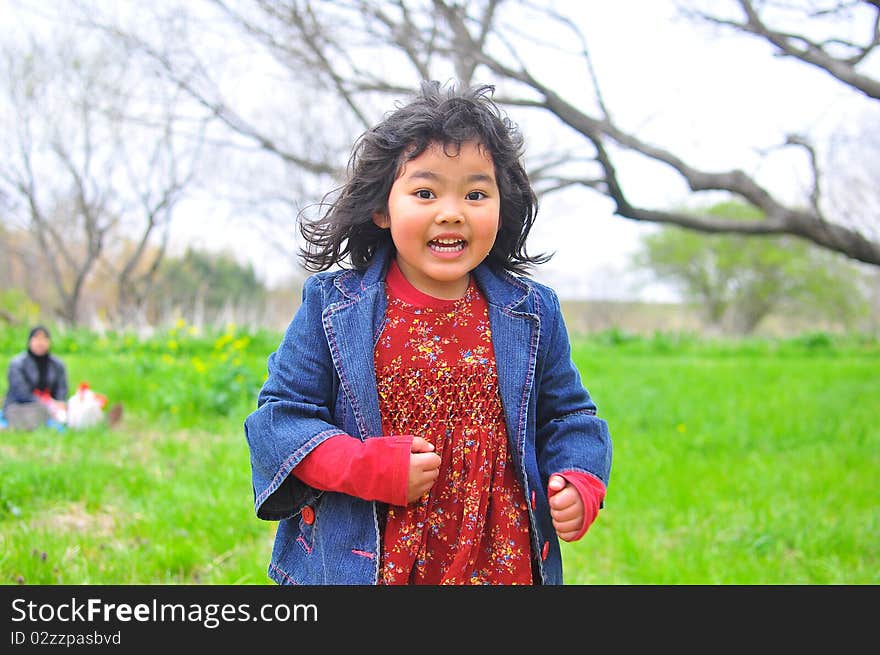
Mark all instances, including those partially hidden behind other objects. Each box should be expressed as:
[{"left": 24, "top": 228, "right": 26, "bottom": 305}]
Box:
[
  {"left": 29, "top": 325, "right": 50, "bottom": 340},
  {"left": 26, "top": 325, "right": 51, "bottom": 392}
]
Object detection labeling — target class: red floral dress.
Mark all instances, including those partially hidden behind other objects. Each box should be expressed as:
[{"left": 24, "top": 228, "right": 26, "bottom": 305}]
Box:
[{"left": 376, "top": 261, "right": 533, "bottom": 584}]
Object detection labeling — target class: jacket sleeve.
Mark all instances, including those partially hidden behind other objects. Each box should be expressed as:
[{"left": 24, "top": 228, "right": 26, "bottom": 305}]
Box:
[
  {"left": 533, "top": 286, "right": 612, "bottom": 489},
  {"left": 243, "top": 275, "right": 347, "bottom": 521},
  {"left": 5, "top": 355, "right": 35, "bottom": 404}
]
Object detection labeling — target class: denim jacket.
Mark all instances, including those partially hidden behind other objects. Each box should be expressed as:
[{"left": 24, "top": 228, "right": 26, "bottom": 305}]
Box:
[{"left": 244, "top": 245, "right": 612, "bottom": 585}]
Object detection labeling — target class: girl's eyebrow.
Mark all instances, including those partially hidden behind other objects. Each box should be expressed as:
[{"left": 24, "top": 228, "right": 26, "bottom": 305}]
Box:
[
  {"left": 406, "top": 170, "right": 496, "bottom": 185},
  {"left": 465, "top": 173, "right": 496, "bottom": 185}
]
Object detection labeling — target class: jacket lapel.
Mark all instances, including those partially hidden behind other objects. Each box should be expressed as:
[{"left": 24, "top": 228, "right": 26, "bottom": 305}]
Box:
[
  {"left": 322, "top": 254, "right": 390, "bottom": 440},
  {"left": 473, "top": 265, "right": 539, "bottom": 450}
]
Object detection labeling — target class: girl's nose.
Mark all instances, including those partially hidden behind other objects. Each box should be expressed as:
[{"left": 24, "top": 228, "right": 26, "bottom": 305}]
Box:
[{"left": 435, "top": 205, "right": 464, "bottom": 224}]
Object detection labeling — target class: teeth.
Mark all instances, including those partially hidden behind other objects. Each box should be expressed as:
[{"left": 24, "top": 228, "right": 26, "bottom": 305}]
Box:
[{"left": 429, "top": 239, "right": 465, "bottom": 252}]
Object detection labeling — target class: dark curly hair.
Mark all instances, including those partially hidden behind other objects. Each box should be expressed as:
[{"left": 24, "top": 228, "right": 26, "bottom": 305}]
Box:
[{"left": 298, "top": 80, "right": 550, "bottom": 274}]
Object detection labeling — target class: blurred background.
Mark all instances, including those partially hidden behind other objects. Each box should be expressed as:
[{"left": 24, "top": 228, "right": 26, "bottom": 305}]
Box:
[{"left": 2, "top": 0, "right": 878, "bottom": 337}]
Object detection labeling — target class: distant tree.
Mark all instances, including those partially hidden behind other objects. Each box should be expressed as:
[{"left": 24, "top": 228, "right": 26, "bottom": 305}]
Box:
[
  {"left": 0, "top": 289, "right": 39, "bottom": 327},
  {"left": 150, "top": 248, "right": 267, "bottom": 327},
  {"left": 0, "top": 31, "right": 204, "bottom": 326},
  {"left": 0, "top": 223, "right": 57, "bottom": 322},
  {"left": 634, "top": 202, "right": 870, "bottom": 334}
]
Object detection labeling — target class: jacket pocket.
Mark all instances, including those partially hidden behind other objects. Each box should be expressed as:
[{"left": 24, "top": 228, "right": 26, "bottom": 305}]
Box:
[{"left": 295, "top": 502, "right": 317, "bottom": 554}]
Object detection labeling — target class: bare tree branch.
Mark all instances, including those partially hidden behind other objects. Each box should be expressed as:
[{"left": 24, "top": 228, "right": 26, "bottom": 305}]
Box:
[
  {"left": 86, "top": 9, "right": 340, "bottom": 176},
  {"left": 681, "top": 0, "right": 880, "bottom": 98}
]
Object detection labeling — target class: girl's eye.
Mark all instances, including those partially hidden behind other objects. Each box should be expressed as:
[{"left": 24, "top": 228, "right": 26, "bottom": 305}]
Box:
[
  {"left": 416, "top": 189, "right": 435, "bottom": 199},
  {"left": 466, "top": 191, "right": 487, "bottom": 201}
]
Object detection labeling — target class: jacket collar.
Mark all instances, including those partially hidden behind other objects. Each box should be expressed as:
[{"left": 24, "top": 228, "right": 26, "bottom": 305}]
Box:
[
  {"left": 472, "top": 262, "right": 532, "bottom": 314},
  {"left": 333, "top": 241, "right": 393, "bottom": 300}
]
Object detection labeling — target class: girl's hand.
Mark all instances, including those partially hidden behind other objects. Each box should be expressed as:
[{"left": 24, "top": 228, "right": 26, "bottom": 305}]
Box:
[
  {"left": 548, "top": 474, "right": 585, "bottom": 542},
  {"left": 407, "top": 436, "right": 441, "bottom": 503}
]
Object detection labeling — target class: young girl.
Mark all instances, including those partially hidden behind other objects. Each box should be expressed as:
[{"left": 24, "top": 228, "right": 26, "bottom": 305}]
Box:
[{"left": 244, "top": 81, "right": 612, "bottom": 585}]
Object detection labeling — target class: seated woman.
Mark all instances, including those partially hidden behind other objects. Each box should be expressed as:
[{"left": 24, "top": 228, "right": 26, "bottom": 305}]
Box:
[{"left": 1, "top": 325, "right": 69, "bottom": 431}]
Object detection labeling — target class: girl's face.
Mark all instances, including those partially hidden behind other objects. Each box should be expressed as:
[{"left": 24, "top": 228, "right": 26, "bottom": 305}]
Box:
[{"left": 373, "top": 141, "right": 501, "bottom": 299}]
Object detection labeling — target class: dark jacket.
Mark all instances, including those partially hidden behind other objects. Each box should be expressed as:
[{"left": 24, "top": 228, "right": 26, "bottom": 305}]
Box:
[{"left": 4, "top": 351, "right": 69, "bottom": 409}]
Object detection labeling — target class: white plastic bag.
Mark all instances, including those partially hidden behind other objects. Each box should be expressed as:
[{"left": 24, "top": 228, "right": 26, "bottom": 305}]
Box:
[{"left": 67, "top": 382, "right": 107, "bottom": 429}]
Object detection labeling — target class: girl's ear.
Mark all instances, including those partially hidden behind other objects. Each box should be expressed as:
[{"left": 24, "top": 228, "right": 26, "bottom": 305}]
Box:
[{"left": 372, "top": 212, "right": 390, "bottom": 229}]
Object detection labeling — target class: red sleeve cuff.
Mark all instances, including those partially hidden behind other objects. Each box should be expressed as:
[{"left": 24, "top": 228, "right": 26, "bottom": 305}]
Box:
[
  {"left": 556, "top": 471, "right": 607, "bottom": 541},
  {"left": 293, "top": 434, "right": 412, "bottom": 506}
]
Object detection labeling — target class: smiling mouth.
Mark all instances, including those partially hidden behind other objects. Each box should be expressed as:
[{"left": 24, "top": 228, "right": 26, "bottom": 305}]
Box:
[{"left": 428, "top": 238, "right": 466, "bottom": 252}]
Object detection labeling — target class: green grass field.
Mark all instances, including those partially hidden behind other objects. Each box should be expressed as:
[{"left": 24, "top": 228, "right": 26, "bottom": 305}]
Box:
[{"left": 1, "top": 326, "right": 877, "bottom": 584}]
